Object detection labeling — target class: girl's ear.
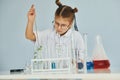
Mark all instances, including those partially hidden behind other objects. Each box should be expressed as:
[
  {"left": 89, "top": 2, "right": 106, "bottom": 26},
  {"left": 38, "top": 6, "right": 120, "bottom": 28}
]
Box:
[{"left": 68, "top": 21, "right": 73, "bottom": 29}]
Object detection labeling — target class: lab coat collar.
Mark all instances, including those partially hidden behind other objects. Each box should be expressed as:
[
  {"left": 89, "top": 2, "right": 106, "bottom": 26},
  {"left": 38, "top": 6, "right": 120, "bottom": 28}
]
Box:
[{"left": 56, "top": 28, "right": 73, "bottom": 38}]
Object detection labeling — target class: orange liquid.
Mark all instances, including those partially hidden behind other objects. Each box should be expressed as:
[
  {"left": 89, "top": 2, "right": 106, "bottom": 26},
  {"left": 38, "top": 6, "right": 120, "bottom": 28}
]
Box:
[{"left": 93, "top": 60, "right": 110, "bottom": 69}]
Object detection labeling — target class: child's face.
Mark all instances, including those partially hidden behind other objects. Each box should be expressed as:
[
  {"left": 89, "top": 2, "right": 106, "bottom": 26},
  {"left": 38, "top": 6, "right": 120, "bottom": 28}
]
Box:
[{"left": 54, "top": 16, "right": 72, "bottom": 35}]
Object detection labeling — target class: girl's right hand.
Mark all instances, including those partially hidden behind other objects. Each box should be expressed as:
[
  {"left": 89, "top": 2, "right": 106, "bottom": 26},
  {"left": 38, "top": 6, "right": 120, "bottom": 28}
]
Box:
[{"left": 27, "top": 5, "right": 36, "bottom": 23}]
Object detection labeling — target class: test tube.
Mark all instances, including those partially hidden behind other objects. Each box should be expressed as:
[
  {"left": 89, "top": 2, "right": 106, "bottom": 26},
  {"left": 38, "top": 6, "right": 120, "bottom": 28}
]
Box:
[
  {"left": 51, "top": 61, "right": 56, "bottom": 69},
  {"left": 83, "top": 33, "right": 88, "bottom": 73}
]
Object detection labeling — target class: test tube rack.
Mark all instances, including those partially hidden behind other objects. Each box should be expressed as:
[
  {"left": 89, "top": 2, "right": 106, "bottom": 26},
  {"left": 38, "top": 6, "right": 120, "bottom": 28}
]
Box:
[{"left": 31, "top": 57, "right": 73, "bottom": 74}]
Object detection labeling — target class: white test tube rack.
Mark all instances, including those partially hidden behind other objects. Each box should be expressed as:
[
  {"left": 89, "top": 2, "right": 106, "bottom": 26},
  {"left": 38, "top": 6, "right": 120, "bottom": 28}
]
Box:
[
  {"left": 31, "top": 42, "right": 73, "bottom": 74},
  {"left": 31, "top": 57, "right": 72, "bottom": 74}
]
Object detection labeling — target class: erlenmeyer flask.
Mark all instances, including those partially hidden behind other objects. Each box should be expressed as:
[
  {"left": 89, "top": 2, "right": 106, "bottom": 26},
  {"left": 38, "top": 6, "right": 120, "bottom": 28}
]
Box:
[{"left": 92, "top": 35, "right": 110, "bottom": 69}]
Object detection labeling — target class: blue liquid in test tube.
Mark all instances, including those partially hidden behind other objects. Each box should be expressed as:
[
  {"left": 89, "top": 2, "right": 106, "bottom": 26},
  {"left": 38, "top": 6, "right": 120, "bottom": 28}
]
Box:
[{"left": 51, "top": 62, "right": 56, "bottom": 69}]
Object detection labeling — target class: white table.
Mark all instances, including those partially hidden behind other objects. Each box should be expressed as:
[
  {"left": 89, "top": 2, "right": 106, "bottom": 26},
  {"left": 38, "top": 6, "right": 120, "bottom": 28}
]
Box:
[
  {"left": 0, "top": 73, "right": 120, "bottom": 80},
  {"left": 0, "top": 69, "right": 120, "bottom": 80}
]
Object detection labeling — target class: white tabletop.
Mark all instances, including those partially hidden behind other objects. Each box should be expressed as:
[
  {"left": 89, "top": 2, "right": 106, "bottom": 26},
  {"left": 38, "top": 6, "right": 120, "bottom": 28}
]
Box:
[
  {"left": 0, "top": 73, "right": 120, "bottom": 80},
  {"left": 0, "top": 69, "right": 120, "bottom": 80}
]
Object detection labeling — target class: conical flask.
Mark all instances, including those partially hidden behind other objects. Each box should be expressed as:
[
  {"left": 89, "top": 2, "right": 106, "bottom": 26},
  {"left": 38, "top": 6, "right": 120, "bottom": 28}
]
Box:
[{"left": 92, "top": 35, "right": 110, "bottom": 69}]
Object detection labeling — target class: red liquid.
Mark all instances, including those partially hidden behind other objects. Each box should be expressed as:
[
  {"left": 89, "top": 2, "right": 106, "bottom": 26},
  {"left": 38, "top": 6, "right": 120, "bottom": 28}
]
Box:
[{"left": 93, "top": 60, "right": 110, "bottom": 69}]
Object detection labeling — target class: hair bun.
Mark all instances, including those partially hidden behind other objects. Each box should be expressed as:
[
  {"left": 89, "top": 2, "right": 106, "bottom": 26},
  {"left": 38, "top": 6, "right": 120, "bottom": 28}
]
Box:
[
  {"left": 73, "top": 8, "right": 78, "bottom": 13},
  {"left": 56, "top": 0, "right": 62, "bottom": 7}
]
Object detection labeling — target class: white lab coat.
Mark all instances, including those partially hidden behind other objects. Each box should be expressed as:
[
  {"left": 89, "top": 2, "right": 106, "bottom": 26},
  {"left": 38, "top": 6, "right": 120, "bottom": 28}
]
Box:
[{"left": 34, "top": 28, "right": 85, "bottom": 61}]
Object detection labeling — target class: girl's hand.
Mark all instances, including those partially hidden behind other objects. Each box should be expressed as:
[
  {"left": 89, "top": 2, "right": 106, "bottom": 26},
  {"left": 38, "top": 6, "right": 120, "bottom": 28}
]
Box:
[{"left": 27, "top": 5, "right": 36, "bottom": 23}]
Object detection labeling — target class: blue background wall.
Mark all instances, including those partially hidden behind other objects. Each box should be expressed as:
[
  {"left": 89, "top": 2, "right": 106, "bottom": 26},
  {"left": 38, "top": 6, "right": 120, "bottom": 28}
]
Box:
[{"left": 0, "top": 0, "right": 120, "bottom": 72}]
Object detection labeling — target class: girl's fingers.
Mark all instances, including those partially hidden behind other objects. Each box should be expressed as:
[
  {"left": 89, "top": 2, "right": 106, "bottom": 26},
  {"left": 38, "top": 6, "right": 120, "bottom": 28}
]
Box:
[
  {"left": 31, "top": 4, "right": 34, "bottom": 8},
  {"left": 28, "top": 5, "right": 35, "bottom": 15}
]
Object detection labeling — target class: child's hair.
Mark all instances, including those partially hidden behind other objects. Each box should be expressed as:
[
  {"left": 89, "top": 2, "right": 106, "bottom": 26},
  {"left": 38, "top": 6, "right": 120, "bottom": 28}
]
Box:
[{"left": 55, "top": 0, "right": 78, "bottom": 22}]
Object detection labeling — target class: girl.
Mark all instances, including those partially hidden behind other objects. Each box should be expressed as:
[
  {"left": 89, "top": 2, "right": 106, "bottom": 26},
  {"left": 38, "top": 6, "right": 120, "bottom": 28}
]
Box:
[{"left": 25, "top": 0, "right": 85, "bottom": 73}]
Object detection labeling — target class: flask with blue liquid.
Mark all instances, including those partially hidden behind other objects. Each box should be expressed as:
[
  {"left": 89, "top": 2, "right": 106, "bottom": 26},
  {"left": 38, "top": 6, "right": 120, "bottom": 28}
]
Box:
[{"left": 86, "top": 57, "right": 94, "bottom": 70}]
